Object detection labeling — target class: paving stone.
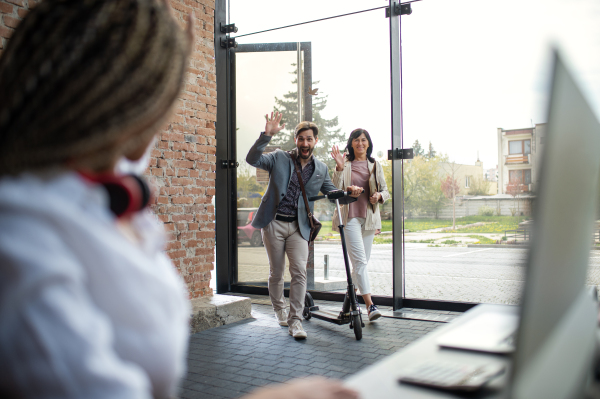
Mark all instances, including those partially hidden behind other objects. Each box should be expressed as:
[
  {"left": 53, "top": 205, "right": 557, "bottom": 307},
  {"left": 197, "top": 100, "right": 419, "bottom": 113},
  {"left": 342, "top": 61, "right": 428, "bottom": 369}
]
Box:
[{"left": 179, "top": 299, "right": 449, "bottom": 399}]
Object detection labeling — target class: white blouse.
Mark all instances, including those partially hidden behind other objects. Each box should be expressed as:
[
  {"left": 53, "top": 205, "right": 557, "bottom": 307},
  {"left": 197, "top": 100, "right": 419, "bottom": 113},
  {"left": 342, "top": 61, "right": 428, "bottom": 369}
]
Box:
[{"left": 0, "top": 171, "right": 190, "bottom": 399}]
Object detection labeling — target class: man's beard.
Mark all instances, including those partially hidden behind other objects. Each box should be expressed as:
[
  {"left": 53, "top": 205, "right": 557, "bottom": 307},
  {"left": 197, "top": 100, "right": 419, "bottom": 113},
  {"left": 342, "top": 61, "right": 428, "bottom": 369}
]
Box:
[{"left": 298, "top": 146, "right": 314, "bottom": 159}]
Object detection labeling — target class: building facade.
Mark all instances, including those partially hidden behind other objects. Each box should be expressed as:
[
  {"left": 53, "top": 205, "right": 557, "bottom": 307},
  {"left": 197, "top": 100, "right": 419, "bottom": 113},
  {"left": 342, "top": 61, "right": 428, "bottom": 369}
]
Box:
[
  {"left": 439, "top": 159, "right": 497, "bottom": 197},
  {"left": 497, "top": 123, "right": 546, "bottom": 195}
]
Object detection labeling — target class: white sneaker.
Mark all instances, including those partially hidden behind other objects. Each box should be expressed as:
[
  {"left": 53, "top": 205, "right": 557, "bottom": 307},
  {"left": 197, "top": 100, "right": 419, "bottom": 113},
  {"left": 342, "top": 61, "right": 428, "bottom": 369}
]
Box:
[
  {"left": 274, "top": 309, "right": 288, "bottom": 326},
  {"left": 288, "top": 320, "right": 307, "bottom": 339}
]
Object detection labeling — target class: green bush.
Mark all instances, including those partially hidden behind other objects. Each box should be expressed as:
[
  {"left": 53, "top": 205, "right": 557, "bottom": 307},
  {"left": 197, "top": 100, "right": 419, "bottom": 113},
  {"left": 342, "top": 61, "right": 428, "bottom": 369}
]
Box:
[{"left": 478, "top": 206, "right": 495, "bottom": 216}]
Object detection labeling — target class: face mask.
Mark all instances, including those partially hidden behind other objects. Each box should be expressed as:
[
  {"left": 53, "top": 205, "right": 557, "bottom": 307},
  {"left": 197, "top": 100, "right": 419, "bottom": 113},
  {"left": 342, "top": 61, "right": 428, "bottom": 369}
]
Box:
[{"left": 114, "top": 137, "right": 157, "bottom": 176}]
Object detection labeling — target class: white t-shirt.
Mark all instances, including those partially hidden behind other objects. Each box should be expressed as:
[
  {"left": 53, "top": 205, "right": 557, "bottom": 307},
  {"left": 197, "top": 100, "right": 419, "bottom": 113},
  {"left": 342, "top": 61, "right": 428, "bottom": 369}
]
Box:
[{"left": 0, "top": 171, "right": 190, "bottom": 399}]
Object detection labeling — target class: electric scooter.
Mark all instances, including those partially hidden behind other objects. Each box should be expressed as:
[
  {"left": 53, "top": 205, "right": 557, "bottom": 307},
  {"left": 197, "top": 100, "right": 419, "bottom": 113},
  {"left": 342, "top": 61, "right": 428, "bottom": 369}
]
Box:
[{"left": 303, "top": 189, "right": 365, "bottom": 340}]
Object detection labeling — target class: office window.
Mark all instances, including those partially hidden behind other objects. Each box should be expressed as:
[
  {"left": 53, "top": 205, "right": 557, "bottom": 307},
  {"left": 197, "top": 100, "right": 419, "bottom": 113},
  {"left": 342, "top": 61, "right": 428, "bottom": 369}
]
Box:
[
  {"left": 509, "top": 169, "right": 531, "bottom": 185},
  {"left": 465, "top": 175, "right": 471, "bottom": 188},
  {"left": 509, "top": 139, "right": 531, "bottom": 155}
]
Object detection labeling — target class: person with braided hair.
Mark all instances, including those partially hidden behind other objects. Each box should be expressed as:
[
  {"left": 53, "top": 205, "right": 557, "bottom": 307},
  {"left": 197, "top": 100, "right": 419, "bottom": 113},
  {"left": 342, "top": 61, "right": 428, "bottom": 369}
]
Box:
[{"left": 0, "top": 2, "right": 359, "bottom": 399}]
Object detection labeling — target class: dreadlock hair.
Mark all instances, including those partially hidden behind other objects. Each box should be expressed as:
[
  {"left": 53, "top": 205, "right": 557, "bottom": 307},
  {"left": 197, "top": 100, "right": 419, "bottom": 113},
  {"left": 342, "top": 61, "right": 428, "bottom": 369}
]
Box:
[{"left": 0, "top": 0, "right": 191, "bottom": 176}]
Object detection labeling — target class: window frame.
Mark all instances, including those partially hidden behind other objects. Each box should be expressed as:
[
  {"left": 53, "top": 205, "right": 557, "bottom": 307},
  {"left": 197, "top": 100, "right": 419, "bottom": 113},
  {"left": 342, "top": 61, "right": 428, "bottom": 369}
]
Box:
[{"left": 508, "top": 139, "right": 532, "bottom": 155}]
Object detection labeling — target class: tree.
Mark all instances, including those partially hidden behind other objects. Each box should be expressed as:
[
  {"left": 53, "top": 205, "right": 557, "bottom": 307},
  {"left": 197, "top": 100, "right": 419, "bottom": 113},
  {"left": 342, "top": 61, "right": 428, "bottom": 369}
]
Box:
[
  {"left": 441, "top": 175, "right": 460, "bottom": 230},
  {"left": 440, "top": 162, "right": 462, "bottom": 229},
  {"left": 468, "top": 176, "right": 492, "bottom": 196},
  {"left": 412, "top": 140, "right": 425, "bottom": 157},
  {"left": 272, "top": 64, "right": 345, "bottom": 175},
  {"left": 403, "top": 155, "right": 446, "bottom": 218},
  {"left": 379, "top": 158, "right": 393, "bottom": 197},
  {"left": 506, "top": 180, "right": 524, "bottom": 217},
  {"left": 237, "top": 161, "right": 265, "bottom": 207},
  {"left": 426, "top": 141, "right": 436, "bottom": 159}
]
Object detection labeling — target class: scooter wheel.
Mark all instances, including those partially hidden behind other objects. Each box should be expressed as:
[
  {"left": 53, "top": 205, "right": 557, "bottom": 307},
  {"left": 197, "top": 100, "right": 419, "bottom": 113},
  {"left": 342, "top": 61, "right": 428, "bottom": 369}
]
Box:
[
  {"left": 353, "top": 314, "right": 362, "bottom": 340},
  {"left": 303, "top": 292, "right": 314, "bottom": 320}
]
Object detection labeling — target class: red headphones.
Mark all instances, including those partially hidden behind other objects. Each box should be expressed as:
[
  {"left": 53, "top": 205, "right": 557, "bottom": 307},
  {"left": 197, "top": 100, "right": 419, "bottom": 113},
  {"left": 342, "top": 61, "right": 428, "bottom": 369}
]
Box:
[{"left": 79, "top": 172, "right": 151, "bottom": 218}]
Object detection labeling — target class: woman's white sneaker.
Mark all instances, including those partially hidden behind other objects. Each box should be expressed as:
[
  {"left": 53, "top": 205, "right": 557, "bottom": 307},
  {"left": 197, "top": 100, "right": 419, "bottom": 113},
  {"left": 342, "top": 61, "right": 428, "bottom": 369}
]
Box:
[
  {"left": 288, "top": 320, "right": 307, "bottom": 339},
  {"left": 368, "top": 305, "right": 382, "bottom": 321},
  {"left": 275, "top": 309, "right": 288, "bottom": 326}
]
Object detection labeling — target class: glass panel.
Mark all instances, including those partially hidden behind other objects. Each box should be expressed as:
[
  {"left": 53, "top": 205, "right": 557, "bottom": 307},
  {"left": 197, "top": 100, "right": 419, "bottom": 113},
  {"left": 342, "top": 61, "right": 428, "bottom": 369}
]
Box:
[
  {"left": 229, "top": 0, "right": 387, "bottom": 37},
  {"left": 509, "top": 141, "right": 523, "bottom": 154},
  {"left": 234, "top": 8, "right": 392, "bottom": 295},
  {"left": 402, "top": 0, "right": 600, "bottom": 305},
  {"left": 236, "top": 50, "right": 297, "bottom": 287},
  {"left": 523, "top": 170, "right": 532, "bottom": 185}
]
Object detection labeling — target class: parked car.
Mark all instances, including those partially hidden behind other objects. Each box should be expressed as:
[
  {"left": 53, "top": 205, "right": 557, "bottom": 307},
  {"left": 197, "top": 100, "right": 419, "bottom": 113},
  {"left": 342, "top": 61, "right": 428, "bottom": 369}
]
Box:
[{"left": 237, "top": 207, "right": 263, "bottom": 246}]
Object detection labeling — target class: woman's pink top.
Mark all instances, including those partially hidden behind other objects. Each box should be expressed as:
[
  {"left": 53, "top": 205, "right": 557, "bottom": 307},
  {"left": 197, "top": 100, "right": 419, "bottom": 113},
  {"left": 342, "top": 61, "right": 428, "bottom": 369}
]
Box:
[{"left": 348, "top": 160, "right": 370, "bottom": 219}]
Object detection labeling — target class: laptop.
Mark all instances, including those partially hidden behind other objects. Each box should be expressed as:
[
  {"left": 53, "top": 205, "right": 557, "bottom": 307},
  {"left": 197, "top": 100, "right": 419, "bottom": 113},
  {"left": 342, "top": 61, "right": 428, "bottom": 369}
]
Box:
[{"left": 436, "top": 50, "right": 600, "bottom": 357}]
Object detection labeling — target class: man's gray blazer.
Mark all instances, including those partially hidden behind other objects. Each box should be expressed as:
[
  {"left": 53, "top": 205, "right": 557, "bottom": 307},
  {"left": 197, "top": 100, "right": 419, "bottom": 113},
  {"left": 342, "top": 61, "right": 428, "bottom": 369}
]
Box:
[{"left": 246, "top": 134, "right": 338, "bottom": 242}]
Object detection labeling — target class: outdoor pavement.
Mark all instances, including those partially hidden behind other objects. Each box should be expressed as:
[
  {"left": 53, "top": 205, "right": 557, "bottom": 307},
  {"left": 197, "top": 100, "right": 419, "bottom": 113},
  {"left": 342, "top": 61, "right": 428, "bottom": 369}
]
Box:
[
  {"left": 237, "top": 242, "right": 600, "bottom": 305},
  {"left": 179, "top": 295, "right": 457, "bottom": 399}
]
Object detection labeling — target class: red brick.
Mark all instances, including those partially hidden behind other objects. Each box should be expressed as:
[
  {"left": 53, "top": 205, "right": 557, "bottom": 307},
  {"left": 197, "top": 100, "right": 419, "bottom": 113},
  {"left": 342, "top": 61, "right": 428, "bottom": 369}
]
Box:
[
  {"left": 0, "top": 25, "right": 14, "bottom": 39},
  {"left": 172, "top": 214, "right": 194, "bottom": 222},
  {"left": 172, "top": 196, "right": 193, "bottom": 204},
  {"left": 174, "top": 160, "right": 194, "bottom": 168},
  {"left": 0, "top": 3, "right": 13, "bottom": 13},
  {"left": 3, "top": 15, "right": 21, "bottom": 29},
  {"left": 17, "top": 7, "right": 28, "bottom": 18},
  {"left": 5, "top": 0, "right": 24, "bottom": 6}
]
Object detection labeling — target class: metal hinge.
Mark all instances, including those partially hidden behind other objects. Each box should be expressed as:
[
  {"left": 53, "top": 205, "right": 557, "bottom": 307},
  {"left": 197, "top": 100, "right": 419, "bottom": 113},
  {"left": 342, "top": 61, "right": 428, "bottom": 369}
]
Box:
[
  {"left": 220, "top": 160, "right": 239, "bottom": 169},
  {"left": 385, "top": 2, "right": 413, "bottom": 17},
  {"left": 220, "top": 23, "right": 238, "bottom": 34},
  {"left": 220, "top": 37, "right": 238, "bottom": 49},
  {"left": 388, "top": 148, "right": 414, "bottom": 160}
]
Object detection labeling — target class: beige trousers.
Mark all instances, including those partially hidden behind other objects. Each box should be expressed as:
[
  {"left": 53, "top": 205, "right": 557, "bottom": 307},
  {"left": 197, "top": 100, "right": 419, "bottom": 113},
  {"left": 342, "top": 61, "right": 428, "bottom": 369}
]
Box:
[{"left": 261, "top": 219, "right": 309, "bottom": 323}]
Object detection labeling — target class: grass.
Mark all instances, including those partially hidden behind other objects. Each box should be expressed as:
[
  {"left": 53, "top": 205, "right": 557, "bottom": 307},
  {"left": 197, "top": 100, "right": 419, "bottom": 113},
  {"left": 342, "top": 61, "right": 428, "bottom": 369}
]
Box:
[
  {"left": 318, "top": 220, "right": 392, "bottom": 237},
  {"left": 373, "top": 236, "right": 393, "bottom": 244},
  {"left": 440, "top": 239, "right": 460, "bottom": 245},
  {"left": 317, "top": 216, "right": 527, "bottom": 237},
  {"left": 406, "top": 216, "right": 527, "bottom": 234},
  {"left": 467, "top": 235, "right": 496, "bottom": 244}
]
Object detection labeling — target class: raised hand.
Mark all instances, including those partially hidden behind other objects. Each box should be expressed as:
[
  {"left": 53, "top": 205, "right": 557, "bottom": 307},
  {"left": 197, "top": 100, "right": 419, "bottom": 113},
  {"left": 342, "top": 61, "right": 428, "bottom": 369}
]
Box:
[
  {"left": 264, "top": 111, "right": 285, "bottom": 136},
  {"left": 330, "top": 145, "right": 345, "bottom": 171}
]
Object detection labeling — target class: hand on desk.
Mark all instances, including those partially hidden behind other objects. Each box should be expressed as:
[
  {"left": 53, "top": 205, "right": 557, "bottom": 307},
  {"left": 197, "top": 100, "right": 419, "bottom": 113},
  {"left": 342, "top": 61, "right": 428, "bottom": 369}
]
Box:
[{"left": 241, "top": 376, "right": 360, "bottom": 399}]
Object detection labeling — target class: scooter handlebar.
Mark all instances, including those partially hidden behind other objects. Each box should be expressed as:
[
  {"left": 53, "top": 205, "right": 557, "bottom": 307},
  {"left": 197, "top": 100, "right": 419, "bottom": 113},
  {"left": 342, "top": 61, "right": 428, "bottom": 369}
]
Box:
[{"left": 308, "top": 188, "right": 364, "bottom": 202}]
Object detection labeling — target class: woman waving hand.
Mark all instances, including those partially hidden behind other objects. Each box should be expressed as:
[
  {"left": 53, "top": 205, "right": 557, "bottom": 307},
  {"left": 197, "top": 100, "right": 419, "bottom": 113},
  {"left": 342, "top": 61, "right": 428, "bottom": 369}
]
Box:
[{"left": 331, "top": 129, "right": 390, "bottom": 321}]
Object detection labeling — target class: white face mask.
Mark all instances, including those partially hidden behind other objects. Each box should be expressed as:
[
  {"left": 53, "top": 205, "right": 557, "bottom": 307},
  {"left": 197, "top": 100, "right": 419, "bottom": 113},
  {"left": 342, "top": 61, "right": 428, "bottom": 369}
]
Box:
[{"left": 114, "top": 137, "right": 157, "bottom": 176}]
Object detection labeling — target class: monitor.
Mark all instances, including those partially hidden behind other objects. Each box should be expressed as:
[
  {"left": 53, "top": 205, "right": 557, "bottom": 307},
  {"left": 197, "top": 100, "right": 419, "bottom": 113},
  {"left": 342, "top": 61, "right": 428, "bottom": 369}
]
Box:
[{"left": 510, "top": 51, "right": 600, "bottom": 399}]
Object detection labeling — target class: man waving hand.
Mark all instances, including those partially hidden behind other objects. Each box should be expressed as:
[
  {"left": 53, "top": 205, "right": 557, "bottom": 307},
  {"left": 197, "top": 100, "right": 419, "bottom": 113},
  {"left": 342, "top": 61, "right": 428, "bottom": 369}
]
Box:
[{"left": 246, "top": 112, "right": 359, "bottom": 339}]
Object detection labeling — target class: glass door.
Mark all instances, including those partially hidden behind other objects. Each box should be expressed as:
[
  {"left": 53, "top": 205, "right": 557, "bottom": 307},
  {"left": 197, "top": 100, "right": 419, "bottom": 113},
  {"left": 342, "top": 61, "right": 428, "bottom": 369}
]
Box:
[
  {"left": 233, "top": 42, "right": 314, "bottom": 289},
  {"left": 225, "top": 4, "right": 397, "bottom": 300}
]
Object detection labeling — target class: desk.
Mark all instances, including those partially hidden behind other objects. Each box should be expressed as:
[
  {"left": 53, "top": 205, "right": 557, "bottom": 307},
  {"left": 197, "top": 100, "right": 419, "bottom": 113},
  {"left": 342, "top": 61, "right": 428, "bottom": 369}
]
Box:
[{"left": 345, "top": 304, "right": 517, "bottom": 398}]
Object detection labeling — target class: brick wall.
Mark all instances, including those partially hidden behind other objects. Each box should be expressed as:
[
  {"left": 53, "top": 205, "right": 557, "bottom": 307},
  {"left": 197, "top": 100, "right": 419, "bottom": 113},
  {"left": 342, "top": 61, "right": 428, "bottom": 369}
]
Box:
[{"left": 0, "top": 0, "right": 217, "bottom": 299}]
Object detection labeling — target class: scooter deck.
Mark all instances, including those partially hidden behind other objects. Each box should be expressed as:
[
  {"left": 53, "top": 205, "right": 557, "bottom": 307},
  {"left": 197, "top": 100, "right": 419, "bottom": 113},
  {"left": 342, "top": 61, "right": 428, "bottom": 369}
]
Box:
[{"left": 310, "top": 310, "right": 349, "bottom": 325}]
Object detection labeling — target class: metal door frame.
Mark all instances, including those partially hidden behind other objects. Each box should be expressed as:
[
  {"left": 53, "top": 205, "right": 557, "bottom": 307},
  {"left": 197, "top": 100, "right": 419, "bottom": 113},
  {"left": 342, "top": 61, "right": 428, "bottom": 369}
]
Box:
[{"left": 215, "top": 0, "right": 477, "bottom": 313}]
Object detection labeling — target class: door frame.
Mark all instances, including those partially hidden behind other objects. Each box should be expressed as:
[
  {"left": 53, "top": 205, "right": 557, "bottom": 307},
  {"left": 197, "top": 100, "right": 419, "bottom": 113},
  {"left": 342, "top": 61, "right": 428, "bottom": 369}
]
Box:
[{"left": 214, "top": 0, "right": 477, "bottom": 313}]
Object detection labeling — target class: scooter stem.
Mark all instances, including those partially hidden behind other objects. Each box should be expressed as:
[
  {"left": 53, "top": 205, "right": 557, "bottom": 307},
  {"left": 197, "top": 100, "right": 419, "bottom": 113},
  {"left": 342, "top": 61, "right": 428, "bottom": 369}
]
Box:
[{"left": 336, "top": 198, "right": 358, "bottom": 311}]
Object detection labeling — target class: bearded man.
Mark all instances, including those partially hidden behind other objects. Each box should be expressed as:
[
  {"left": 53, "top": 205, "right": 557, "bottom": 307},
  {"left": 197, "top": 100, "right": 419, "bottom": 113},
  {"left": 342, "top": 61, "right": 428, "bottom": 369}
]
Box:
[{"left": 246, "top": 112, "right": 360, "bottom": 339}]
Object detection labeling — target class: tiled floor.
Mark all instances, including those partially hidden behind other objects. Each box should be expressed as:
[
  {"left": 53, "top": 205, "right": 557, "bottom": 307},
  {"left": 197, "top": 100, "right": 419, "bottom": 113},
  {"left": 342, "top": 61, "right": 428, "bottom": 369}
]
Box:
[{"left": 179, "top": 295, "right": 455, "bottom": 399}]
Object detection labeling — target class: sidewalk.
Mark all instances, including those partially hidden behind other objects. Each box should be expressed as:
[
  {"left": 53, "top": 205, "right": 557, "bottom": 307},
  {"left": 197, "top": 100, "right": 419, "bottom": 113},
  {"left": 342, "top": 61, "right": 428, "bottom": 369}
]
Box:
[{"left": 179, "top": 295, "right": 447, "bottom": 399}]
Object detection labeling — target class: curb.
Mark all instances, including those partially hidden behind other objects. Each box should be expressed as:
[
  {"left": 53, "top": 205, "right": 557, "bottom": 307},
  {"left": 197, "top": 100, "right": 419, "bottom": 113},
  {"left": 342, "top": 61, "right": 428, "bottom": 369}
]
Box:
[{"left": 467, "top": 244, "right": 528, "bottom": 249}]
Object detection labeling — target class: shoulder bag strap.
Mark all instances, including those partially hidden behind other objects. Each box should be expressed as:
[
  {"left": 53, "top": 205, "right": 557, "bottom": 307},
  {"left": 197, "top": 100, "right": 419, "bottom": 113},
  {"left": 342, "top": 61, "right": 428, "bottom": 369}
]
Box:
[{"left": 291, "top": 153, "right": 315, "bottom": 229}]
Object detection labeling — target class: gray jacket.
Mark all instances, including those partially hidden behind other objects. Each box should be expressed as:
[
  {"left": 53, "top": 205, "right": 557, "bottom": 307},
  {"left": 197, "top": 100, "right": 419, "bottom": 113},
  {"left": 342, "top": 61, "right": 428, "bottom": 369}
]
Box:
[{"left": 246, "top": 134, "right": 338, "bottom": 241}]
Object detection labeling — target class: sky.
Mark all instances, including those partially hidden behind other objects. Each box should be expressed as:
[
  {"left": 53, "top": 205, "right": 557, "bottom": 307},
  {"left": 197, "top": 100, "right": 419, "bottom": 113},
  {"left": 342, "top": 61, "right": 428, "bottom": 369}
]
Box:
[{"left": 228, "top": 0, "right": 600, "bottom": 170}]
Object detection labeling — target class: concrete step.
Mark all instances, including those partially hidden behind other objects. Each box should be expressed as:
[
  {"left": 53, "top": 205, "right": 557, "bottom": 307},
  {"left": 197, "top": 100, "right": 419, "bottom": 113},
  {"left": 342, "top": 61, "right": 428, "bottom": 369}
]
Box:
[
  {"left": 313, "top": 276, "right": 348, "bottom": 291},
  {"left": 189, "top": 294, "right": 252, "bottom": 333}
]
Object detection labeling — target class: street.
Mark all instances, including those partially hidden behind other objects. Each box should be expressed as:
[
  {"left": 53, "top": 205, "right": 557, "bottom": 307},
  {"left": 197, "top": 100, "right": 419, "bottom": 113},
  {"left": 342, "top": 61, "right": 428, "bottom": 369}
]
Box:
[{"left": 236, "top": 243, "right": 600, "bottom": 305}]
